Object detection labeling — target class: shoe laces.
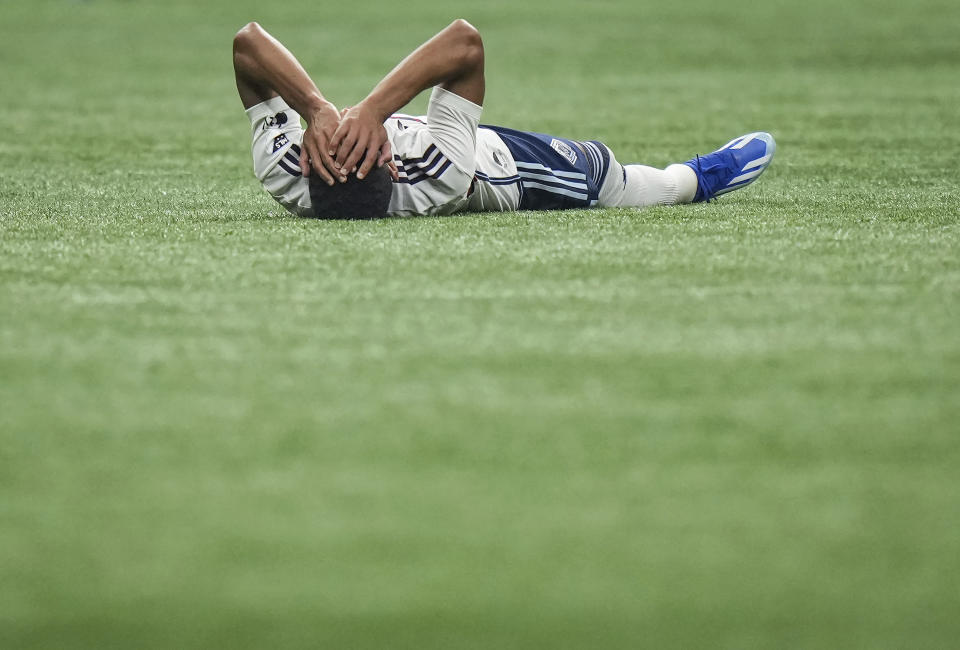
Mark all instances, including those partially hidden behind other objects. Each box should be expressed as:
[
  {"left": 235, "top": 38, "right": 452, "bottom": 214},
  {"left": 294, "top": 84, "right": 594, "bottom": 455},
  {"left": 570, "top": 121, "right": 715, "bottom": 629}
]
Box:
[
  {"left": 696, "top": 152, "right": 726, "bottom": 203},
  {"left": 692, "top": 154, "right": 716, "bottom": 203}
]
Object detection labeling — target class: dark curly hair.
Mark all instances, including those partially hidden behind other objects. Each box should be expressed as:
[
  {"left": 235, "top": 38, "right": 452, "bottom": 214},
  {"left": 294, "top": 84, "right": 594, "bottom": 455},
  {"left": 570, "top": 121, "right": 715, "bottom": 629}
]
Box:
[{"left": 307, "top": 165, "right": 393, "bottom": 219}]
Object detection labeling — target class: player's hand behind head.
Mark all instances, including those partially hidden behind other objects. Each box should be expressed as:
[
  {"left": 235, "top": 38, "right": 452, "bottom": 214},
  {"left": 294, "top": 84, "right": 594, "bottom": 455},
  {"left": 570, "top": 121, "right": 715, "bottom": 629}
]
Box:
[
  {"left": 329, "top": 101, "right": 390, "bottom": 182},
  {"left": 300, "top": 100, "right": 343, "bottom": 186}
]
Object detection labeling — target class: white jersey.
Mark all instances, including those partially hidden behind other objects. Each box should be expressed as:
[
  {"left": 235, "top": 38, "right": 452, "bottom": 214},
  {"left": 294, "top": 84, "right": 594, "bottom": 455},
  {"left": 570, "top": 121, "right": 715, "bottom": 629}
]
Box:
[
  {"left": 384, "top": 86, "right": 519, "bottom": 216},
  {"left": 246, "top": 87, "right": 520, "bottom": 218}
]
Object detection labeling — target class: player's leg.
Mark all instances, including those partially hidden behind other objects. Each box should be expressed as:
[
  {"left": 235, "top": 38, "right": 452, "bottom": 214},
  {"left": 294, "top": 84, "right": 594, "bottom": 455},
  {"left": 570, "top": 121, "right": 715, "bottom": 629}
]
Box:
[
  {"left": 599, "top": 132, "right": 776, "bottom": 208},
  {"left": 598, "top": 156, "right": 698, "bottom": 208}
]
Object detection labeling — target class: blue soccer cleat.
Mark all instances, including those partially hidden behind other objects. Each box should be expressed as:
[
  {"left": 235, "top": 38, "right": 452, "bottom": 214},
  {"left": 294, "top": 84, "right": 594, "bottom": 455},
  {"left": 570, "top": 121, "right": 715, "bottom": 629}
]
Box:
[{"left": 684, "top": 132, "right": 776, "bottom": 202}]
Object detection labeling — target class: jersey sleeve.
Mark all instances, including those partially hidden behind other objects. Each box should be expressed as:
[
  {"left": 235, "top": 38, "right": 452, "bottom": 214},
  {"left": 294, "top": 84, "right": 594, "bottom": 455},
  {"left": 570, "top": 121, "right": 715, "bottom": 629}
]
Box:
[
  {"left": 426, "top": 86, "right": 483, "bottom": 177},
  {"left": 385, "top": 87, "right": 483, "bottom": 217},
  {"left": 246, "top": 96, "right": 313, "bottom": 217}
]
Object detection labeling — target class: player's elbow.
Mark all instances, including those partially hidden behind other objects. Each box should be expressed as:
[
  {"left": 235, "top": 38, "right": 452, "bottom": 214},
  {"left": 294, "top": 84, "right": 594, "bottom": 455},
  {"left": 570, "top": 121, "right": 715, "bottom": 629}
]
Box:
[
  {"left": 448, "top": 19, "right": 484, "bottom": 72},
  {"left": 449, "top": 18, "right": 482, "bottom": 45},
  {"left": 233, "top": 21, "right": 265, "bottom": 57}
]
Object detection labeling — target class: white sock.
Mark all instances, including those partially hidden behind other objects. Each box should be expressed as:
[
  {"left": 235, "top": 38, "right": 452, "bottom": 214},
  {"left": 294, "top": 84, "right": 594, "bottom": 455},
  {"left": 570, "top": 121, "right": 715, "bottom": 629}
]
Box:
[
  {"left": 665, "top": 164, "right": 698, "bottom": 204},
  {"left": 601, "top": 162, "right": 698, "bottom": 208}
]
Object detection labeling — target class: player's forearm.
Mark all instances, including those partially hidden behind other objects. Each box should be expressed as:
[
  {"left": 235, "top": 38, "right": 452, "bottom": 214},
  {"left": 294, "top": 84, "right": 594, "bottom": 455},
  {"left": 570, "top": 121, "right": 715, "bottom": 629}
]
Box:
[
  {"left": 233, "top": 22, "right": 333, "bottom": 118},
  {"left": 360, "top": 20, "right": 483, "bottom": 121}
]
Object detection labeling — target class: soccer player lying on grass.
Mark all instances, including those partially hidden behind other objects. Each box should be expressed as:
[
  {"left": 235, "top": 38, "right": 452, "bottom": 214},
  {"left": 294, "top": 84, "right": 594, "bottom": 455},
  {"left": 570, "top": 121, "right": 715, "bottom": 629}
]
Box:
[{"left": 233, "top": 20, "right": 776, "bottom": 219}]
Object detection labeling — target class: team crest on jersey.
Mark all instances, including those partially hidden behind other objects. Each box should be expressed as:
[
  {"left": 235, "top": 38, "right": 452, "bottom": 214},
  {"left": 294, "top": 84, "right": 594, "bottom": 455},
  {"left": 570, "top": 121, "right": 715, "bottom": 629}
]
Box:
[
  {"left": 550, "top": 139, "right": 577, "bottom": 165},
  {"left": 272, "top": 133, "right": 289, "bottom": 152},
  {"left": 264, "top": 112, "right": 288, "bottom": 130},
  {"left": 492, "top": 149, "right": 509, "bottom": 168}
]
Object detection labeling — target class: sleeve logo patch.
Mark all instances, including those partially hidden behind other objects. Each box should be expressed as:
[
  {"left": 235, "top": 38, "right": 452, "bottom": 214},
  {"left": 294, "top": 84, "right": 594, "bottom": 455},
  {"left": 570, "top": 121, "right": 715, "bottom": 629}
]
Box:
[
  {"left": 272, "top": 133, "right": 289, "bottom": 152},
  {"left": 550, "top": 139, "right": 578, "bottom": 165},
  {"left": 264, "top": 112, "right": 289, "bottom": 129}
]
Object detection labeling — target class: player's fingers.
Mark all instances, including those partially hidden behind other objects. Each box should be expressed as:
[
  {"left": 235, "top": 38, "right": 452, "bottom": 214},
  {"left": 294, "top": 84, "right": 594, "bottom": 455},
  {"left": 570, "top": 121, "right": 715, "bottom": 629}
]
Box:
[
  {"left": 340, "top": 135, "right": 370, "bottom": 179},
  {"left": 356, "top": 145, "right": 378, "bottom": 180},
  {"left": 309, "top": 129, "right": 343, "bottom": 182},
  {"left": 329, "top": 122, "right": 350, "bottom": 158},
  {"left": 334, "top": 130, "right": 358, "bottom": 168},
  {"left": 299, "top": 148, "right": 311, "bottom": 178},
  {"left": 320, "top": 152, "right": 341, "bottom": 182},
  {"left": 337, "top": 145, "right": 355, "bottom": 183},
  {"left": 377, "top": 145, "right": 392, "bottom": 168},
  {"left": 313, "top": 157, "right": 336, "bottom": 186},
  {"left": 305, "top": 139, "right": 335, "bottom": 186},
  {"left": 315, "top": 139, "right": 341, "bottom": 181}
]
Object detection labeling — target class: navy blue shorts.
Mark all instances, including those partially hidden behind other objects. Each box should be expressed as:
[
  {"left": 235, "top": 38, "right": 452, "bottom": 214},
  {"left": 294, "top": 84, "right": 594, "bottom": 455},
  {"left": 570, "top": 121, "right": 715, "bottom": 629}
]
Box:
[{"left": 480, "top": 125, "right": 611, "bottom": 210}]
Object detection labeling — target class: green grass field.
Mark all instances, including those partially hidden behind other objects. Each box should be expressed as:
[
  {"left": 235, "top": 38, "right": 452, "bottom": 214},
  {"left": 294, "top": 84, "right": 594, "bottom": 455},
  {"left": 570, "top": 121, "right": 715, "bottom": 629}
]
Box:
[{"left": 2, "top": 0, "right": 959, "bottom": 647}]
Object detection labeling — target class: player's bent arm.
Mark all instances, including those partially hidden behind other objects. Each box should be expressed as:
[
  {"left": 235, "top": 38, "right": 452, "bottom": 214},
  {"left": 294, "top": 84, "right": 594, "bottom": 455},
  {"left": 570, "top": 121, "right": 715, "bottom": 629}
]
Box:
[
  {"left": 232, "top": 21, "right": 341, "bottom": 184},
  {"left": 331, "top": 19, "right": 485, "bottom": 179},
  {"left": 362, "top": 19, "right": 485, "bottom": 119}
]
